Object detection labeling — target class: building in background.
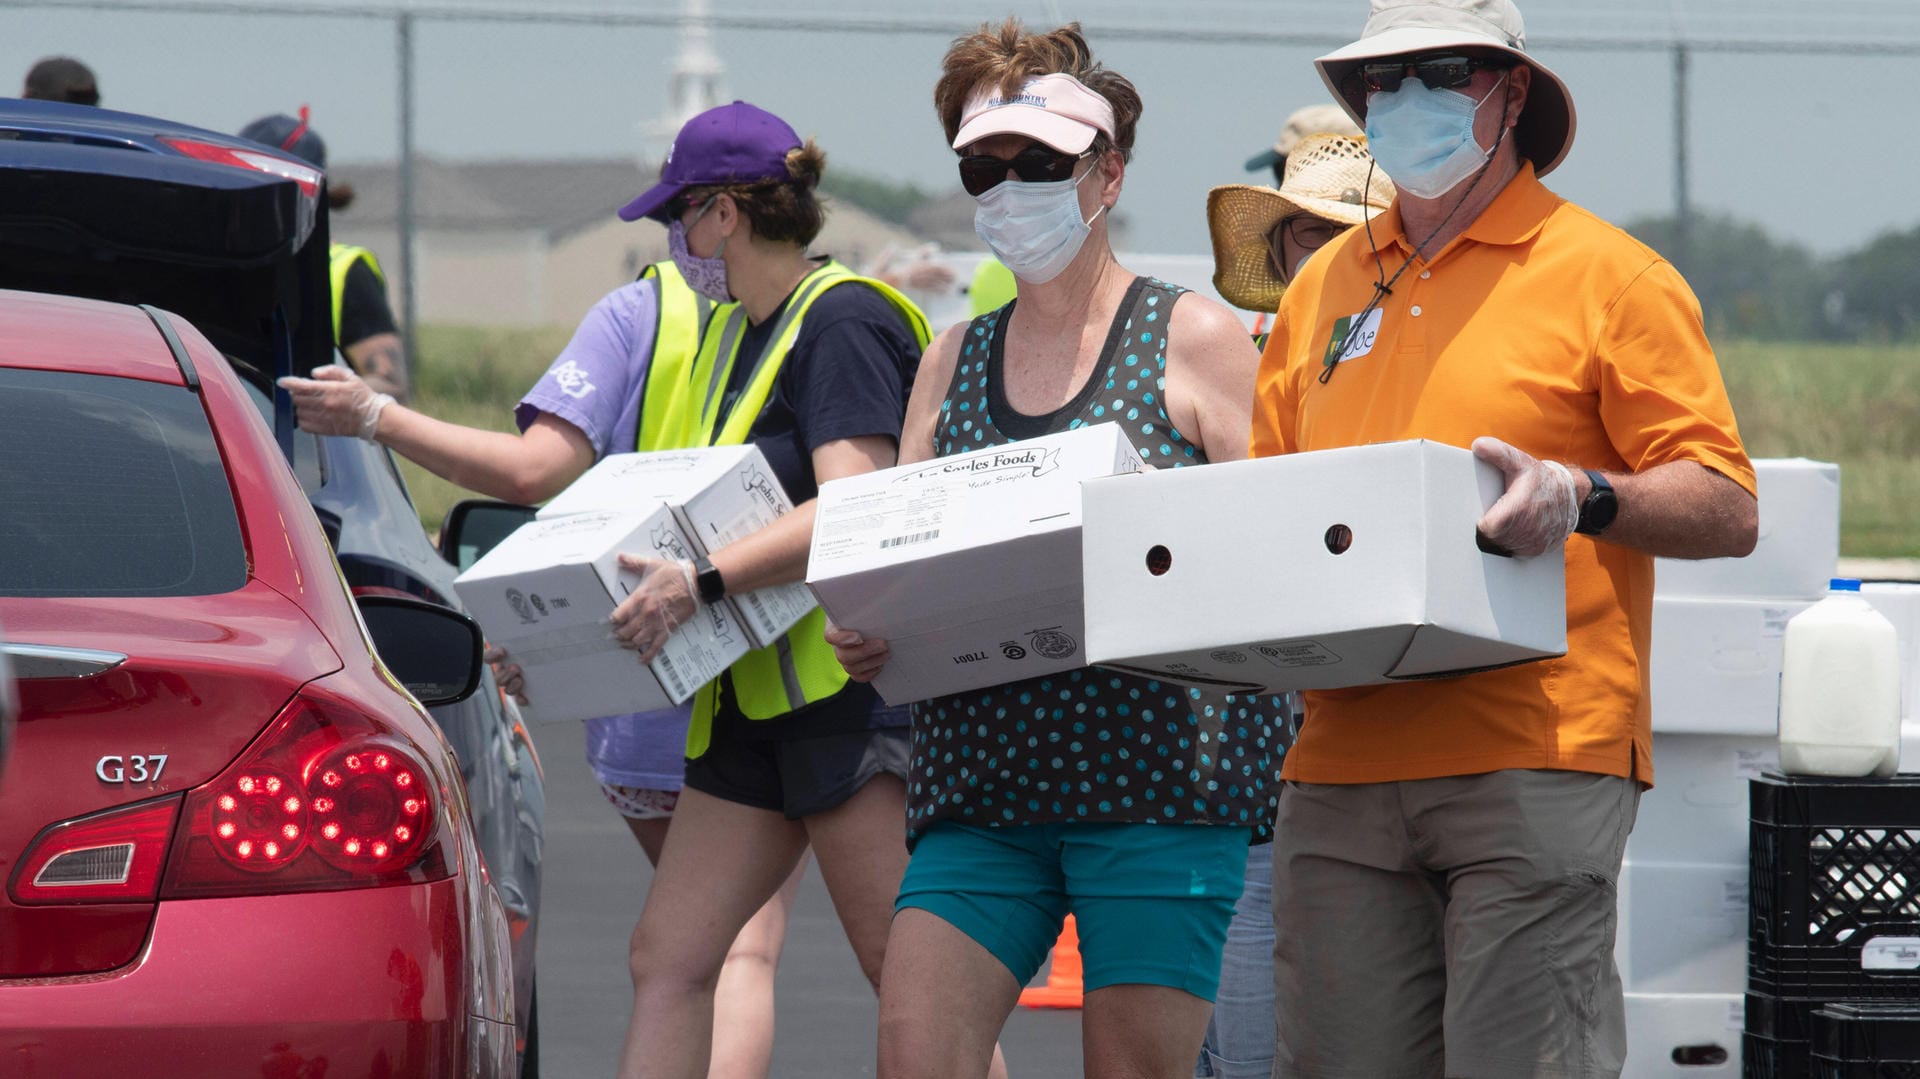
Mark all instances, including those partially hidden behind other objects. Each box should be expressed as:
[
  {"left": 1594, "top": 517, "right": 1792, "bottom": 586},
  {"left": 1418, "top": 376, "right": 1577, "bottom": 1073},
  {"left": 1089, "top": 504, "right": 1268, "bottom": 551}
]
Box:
[{"left": 330, "top": 156, "right": 926, "bottom": 328}]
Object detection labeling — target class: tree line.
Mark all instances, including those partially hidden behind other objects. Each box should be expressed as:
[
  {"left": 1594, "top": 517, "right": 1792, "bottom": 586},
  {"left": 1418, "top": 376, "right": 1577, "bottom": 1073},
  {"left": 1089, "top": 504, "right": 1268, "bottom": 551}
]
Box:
[{"left": 1627, "top": 215, "right": 1920, "bottom": 343}]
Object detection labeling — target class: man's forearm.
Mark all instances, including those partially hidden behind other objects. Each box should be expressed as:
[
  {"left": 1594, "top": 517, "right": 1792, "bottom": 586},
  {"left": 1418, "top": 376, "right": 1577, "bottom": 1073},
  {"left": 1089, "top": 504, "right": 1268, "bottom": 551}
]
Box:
[{"left": 1578, "top": 459, "right": 1757, "bottom": 560}]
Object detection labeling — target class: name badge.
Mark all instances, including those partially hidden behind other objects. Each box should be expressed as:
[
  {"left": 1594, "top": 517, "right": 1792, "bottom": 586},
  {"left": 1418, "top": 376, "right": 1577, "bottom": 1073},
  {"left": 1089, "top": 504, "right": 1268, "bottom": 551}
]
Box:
[{"left": 1321, "top": 308, "right": 1383, "bottom": 371}]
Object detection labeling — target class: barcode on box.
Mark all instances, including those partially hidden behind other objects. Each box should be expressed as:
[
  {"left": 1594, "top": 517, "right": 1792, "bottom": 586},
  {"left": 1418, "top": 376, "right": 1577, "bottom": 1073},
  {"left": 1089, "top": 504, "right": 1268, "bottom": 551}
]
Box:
[
  {"left": 658, "top": 651, "right": 686, "bottom": 700},
  {"left": 745, "top": 591, "right": 769, "bottom": 622},
  {"left": 881, "top": 529, "right": 940, "bottom": 550}
]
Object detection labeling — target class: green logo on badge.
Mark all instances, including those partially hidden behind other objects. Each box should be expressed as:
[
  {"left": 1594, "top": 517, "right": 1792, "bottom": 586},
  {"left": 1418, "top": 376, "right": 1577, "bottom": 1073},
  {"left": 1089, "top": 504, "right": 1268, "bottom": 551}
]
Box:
[{"left": 1322, "top": 315, "right": 1353, "bottom": 370}]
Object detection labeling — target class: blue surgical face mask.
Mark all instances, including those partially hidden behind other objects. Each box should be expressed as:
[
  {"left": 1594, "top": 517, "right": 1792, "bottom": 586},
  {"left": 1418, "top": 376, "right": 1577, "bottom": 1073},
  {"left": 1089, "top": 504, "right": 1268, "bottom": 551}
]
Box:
[
  {"left": 1364, "top": 74, "right": 1506, "bottom": 200},
  {"left": 972, "top": 165, "right": 1106, "bottom": 284},
  {"left": 669, "top": 198, "right": 731, "bottom": 302}
]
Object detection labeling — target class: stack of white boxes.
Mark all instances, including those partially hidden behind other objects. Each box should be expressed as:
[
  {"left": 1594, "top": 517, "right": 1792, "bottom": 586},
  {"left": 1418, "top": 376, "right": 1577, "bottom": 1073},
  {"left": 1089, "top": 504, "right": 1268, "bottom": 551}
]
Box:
[
  {"left": 1620, "top": 459, "right": 1843, "bottom": 1073},
  {"left": 453, "top": 446, "right": 814, "bottom": 724}
]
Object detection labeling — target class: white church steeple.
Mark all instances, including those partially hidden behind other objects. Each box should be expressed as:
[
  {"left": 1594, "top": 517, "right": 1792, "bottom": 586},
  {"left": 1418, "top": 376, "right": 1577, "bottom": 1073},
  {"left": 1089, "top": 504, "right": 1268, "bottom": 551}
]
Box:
[{"left": 644, "top": 0, "right": 726, "bottom": 164}]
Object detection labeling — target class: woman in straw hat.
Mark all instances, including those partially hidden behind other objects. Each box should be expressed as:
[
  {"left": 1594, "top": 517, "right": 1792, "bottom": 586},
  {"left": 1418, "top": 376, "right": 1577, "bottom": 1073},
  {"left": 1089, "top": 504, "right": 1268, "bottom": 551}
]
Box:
[
  {"left": 1207, "top": 132, "right": 1397, "bottom": 328},
  {"left": 826, "top": 18, "right": 1289, "bottom": 1076},
  {"left": 1192, "top": 130, "right": 1391, "bottom": 1079}
]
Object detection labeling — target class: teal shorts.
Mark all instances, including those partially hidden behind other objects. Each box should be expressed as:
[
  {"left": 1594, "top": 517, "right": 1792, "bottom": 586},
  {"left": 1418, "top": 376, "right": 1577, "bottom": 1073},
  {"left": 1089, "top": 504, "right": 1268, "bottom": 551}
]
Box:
[{"left": 895, "top": 821, "right": 1251, "bottom": 1001}]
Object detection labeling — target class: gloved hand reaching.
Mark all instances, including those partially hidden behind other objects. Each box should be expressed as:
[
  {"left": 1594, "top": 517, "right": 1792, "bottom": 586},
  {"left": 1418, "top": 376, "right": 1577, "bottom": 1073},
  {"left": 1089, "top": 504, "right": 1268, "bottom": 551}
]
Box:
[
  {"left": 1471, "top": 436, "right": 1579, "bottom": 558},
  {"left": 275, "top": 363, "right": 394, "bottom": 440}
]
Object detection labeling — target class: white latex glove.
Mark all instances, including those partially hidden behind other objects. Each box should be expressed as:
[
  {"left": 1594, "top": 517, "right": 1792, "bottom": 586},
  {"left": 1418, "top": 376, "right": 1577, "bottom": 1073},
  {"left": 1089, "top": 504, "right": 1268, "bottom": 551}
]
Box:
[
  {"left": 610, "top": 556, "right": 699, "bottom": 665},
  {"left": 276, "top": 363, "right": 394, "bottom": 440},
  {"left": 1471, "top": 436, "right": 1579, "bottom": 558}
]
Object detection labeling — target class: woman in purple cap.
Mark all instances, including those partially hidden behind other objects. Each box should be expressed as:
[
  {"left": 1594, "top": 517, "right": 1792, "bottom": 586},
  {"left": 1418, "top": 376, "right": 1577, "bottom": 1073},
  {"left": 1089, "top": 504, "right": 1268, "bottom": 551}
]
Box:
[
  {"left": 594, "top": 104, "right": 1019, "bottom": 1079},
  {"left": 827, "top": 19, "right": 1289, "bottom": 1076},
  {"left": 278, "top": 100, "right": 938, "bottom": 1078}
]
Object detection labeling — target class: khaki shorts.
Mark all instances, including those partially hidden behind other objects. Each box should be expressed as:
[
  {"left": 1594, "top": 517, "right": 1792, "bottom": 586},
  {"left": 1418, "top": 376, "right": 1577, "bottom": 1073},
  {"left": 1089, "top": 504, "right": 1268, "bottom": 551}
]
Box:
[{"left": 1270, "top": 769, "right": 1640, "bottom": 1079}]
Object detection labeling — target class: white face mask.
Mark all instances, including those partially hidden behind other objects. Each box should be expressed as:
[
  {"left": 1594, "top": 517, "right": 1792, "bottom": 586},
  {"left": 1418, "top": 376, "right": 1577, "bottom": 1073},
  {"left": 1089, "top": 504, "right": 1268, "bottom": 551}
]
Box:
[
  {"left": 1364, "top": 74, "right": 1506, "bottom": 200},
  {"left": 972, "top": 165, "right": 1106, "bottom": 284}
]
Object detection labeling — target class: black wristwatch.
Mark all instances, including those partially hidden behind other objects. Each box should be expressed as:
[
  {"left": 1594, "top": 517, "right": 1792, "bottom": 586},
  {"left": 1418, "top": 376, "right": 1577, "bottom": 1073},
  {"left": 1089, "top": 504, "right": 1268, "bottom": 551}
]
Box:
[
  {"left": 693, "top": 555, "right": 727, "bottom": 605},
  {"left": 1574, "top": 469, "right": 1619, "bottom": 536}
]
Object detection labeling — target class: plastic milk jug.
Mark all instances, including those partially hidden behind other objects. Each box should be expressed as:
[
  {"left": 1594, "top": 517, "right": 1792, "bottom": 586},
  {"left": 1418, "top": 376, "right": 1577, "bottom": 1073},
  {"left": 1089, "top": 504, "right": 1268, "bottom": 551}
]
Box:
[{"left": 1777, "top": 578, "right": 1901, "bottom": 776}]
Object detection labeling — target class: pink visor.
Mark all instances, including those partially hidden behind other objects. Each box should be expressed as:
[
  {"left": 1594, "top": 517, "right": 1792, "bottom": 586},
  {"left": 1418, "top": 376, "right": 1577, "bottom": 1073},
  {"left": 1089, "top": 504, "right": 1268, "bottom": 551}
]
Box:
[{"left": 951, "top": 73, "right": 1116, "bottom": 154}]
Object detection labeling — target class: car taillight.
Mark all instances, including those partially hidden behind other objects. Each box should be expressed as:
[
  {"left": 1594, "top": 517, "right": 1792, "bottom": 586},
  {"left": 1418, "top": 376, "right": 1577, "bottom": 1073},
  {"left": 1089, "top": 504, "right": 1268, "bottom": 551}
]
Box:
[
  {"left": 157, "top": 136, "right": 322, "bottom": 198},
  {"left": 161, "top": 693, "right": 451, "bottom": 899},
  {"left": 9, "top": 795, "right": 182, "bottom": 904}
]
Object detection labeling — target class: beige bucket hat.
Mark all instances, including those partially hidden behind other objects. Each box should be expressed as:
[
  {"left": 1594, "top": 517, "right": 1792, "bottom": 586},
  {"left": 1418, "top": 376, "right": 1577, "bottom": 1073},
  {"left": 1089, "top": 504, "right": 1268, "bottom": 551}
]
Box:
[
  {"left": 1314, "top": 0, "right": 1576, "bottom": 177},
  {"left": 1243, "top": 102, "right": 1363, "bottom": 173},
  {"left": 1207, "top": 134, "right": 1396, "bottom": 313}
]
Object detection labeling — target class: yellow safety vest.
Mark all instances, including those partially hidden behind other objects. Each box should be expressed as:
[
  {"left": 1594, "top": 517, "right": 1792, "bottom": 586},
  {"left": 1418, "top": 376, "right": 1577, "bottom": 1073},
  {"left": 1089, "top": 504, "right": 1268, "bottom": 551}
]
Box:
[
  {"left": 327, "top": 244, "right": 386, "bottom": 346},
  {"left": 662, "top": 260, "right": 931, "bottom": 754},
  {"left": 634, "top": 260, "right": 718, "bottom": 451}
]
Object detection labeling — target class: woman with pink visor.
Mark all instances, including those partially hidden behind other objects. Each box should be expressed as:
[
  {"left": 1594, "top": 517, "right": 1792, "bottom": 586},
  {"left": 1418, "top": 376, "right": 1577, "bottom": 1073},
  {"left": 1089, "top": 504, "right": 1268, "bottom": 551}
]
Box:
[{"left": 829, "top": 19, "right": 1288, "bottom": 1076}]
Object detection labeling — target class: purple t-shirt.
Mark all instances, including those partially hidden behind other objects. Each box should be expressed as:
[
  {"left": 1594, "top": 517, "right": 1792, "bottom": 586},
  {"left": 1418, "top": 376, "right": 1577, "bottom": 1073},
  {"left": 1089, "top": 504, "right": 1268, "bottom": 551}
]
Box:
[
  {"left": 516, "top": 280, "right": 656, "bottom": 457},
  {"left": 517, "top": 279, "right": 692, "bottom": 791}
]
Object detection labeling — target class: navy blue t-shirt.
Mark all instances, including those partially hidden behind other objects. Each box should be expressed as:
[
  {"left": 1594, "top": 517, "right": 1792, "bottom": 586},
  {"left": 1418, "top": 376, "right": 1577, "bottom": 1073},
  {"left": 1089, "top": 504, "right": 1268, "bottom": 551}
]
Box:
[
  {"left": 719, "top": 273, "right": 921, "bottom": 505},
  {"left": 716, "top": 269, "right": 922, "bottom": 738}
]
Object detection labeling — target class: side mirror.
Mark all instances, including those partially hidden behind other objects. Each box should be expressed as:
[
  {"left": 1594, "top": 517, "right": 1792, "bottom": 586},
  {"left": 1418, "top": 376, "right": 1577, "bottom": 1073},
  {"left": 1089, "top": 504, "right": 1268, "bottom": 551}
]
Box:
[
  {"left": 357, "top": 594, "right": 484, "bottom": 707},
  {"left": 440, "top": 499, "right": 538, "bottom": 572}
]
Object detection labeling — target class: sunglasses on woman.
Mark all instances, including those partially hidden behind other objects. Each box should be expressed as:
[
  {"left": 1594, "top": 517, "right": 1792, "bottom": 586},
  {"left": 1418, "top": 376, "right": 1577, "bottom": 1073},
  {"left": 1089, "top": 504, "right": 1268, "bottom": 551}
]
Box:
[
  {"left": 1345, "top": 54, "right": 1510, "bottom": 97},
  {"left": 957, "top": 144, "right": 1095, "bottom": 197}
]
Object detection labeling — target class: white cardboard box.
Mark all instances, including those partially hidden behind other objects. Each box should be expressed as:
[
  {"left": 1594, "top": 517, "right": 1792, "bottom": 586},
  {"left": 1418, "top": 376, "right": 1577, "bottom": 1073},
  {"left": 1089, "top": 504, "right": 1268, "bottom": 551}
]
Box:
[
  {"left": 1080, "top": 440, "right": 1566, "bottom": 692},
  {"left": 535, "top": 445, "right": 816, "bottom": 650},
  {"left": 1655, "top": 459, "right": 1838, "bottom": 600},
  {"left": 1621, "top": 992, "right": 1742, "bottom": 1076},
  {"left": 1617, "top": 860, "right": 1750, "bottom": 995},
  {"left": 806, "top": 423, "right": 1145, "bottom": 705},
  {"left": 453, "top": 509, "right": 750, "bottom": 723},
  {"left": 1651, "top": 596, "right": 1815, "bottom": 736},
  {"left": 1863, "top": 582, "right": 1920, "bottom": 724}
]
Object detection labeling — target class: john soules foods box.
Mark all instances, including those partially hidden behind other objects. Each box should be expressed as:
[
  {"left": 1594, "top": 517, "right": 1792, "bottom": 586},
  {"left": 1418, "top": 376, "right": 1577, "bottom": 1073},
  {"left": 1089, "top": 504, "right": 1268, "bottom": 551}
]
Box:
[
  {"left": 807, "top": 423, "right": 1145, "bottom": 706},
  {"left": 1080, "top": 439, "right": 1566, "bottom": 692},
  {"left": 1654, "top": 458, "right": 1838, "bottom": 600},
  {"left": 536, "top": 445, "right": 816, "bottom": 650},
  {"left": 454, "top": 508, "right": 749, "bottom": 723}
]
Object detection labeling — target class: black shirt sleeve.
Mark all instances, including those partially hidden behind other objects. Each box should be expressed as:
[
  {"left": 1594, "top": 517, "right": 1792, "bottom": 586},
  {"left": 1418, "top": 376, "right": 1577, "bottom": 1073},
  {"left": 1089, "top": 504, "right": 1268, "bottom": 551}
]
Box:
[
  {"left": 781, "top": 281, "right": 920, "bottom": 453},
  {"left": 337, "top": 258, "right": 399, "bottom": 348}
]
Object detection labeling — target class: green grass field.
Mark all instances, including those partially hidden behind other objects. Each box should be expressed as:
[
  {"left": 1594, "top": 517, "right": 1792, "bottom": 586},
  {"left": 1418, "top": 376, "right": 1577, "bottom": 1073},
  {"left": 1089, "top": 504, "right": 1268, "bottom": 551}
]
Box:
[
  {"left": 1717, "top": 341, "right": 1920, "bottom": 558},
  {"left": 396, "top": 330, "right": 1920, "bottom": 557}
]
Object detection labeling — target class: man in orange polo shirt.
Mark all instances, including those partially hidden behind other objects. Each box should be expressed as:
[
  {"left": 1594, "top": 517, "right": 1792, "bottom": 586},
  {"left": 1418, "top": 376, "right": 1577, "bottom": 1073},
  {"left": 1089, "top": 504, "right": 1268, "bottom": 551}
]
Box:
[{"left": 1251, "top": 1, "right": 1759, "bottom": 1076}]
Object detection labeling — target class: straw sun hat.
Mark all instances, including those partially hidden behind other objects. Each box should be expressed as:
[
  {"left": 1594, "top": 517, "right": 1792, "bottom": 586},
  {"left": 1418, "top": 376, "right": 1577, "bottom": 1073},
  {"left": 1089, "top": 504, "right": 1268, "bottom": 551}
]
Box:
[{"left": 1207, "top": 134, "right": 1395, "bottom": 313}]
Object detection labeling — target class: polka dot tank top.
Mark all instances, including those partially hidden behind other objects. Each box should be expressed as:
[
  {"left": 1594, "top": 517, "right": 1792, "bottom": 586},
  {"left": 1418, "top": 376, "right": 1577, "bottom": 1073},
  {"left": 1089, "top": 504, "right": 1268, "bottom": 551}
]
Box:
[{"left": 907, "top": 276, "right": 1293, "bottom": 843}]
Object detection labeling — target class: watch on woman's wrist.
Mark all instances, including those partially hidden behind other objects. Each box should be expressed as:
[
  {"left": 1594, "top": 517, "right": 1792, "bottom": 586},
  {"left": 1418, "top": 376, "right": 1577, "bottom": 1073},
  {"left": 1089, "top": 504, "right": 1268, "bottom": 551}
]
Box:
[{"left": 693, "top": 555, "right": 727, "bottom": 605}]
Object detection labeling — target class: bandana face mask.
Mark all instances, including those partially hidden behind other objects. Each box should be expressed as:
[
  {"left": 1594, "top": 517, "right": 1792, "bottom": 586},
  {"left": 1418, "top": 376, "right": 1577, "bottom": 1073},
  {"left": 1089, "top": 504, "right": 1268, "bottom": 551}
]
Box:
[{"left": 669, "top": 198, "right": 731, "bottom": 302}]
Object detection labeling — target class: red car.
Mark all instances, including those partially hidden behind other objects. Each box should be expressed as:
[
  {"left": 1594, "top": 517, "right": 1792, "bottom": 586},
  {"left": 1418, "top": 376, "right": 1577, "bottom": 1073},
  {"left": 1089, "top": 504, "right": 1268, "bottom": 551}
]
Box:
[{"left": 0, "top": 289, "right": 519, "bottom": 1076}]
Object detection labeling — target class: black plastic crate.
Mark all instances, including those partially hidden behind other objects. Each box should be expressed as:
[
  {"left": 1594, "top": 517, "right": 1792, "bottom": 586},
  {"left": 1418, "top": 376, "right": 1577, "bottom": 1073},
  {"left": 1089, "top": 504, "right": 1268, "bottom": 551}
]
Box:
[
  {"left": 1749, "top": 773, "right": 1920, "bottom": 999},
  {"left": 1745, "top": 991, "right": 1814, "bottom": 1079},
  {"left": 1811, "top": 1003, "right": 1920, "bottom": 1077}
]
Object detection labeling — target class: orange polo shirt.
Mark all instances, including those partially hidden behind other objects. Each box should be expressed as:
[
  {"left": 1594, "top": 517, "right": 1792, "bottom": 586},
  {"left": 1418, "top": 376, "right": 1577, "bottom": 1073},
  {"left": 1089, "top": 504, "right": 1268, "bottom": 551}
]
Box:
[{"left": 1251, "top": 164, "right": 1754, "bottom": 787}]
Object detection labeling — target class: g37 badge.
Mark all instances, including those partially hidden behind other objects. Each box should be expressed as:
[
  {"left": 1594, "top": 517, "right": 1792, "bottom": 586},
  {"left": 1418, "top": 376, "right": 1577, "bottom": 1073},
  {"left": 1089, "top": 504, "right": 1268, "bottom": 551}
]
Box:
[{"left": 96, "top": 754, "right": 168, "bottom": 784}]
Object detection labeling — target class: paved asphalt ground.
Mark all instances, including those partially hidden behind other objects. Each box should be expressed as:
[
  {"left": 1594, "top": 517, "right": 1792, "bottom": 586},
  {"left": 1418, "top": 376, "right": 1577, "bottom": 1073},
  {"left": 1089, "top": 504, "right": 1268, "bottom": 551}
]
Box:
[
  {"left": 530, "top": 717, "right": 1085, "bottom": 1077},
  {"left": 526, "top": 560, "right": 1920, "bottom": 1074}
]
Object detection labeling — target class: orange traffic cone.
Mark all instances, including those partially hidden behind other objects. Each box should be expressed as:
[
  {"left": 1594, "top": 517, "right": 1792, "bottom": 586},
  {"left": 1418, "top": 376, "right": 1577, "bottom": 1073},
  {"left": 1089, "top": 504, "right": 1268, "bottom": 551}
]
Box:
[{"left": 1017, "top": 915, "right": 1084, "bottom": 1009}]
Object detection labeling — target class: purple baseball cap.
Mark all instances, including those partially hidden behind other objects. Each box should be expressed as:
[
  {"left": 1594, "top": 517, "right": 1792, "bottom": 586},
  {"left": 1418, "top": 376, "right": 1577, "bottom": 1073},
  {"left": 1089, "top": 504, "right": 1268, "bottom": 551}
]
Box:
[{"left": 618, "top": 101, "right": 803, "bottom": 222}]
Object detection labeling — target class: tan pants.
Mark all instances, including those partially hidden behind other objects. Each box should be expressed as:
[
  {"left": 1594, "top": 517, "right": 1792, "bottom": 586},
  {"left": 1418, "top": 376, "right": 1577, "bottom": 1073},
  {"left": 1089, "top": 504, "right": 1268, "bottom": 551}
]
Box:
[{"left": 1270, "top": 770, "right": 1640, "bottom": 1079}]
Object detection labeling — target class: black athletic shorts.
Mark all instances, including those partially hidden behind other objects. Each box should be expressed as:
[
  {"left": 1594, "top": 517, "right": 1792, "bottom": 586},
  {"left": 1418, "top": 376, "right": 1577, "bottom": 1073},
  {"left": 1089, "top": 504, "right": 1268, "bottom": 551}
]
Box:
[{"left": 682, "top": 680, "right": 910, "bottom": 819}]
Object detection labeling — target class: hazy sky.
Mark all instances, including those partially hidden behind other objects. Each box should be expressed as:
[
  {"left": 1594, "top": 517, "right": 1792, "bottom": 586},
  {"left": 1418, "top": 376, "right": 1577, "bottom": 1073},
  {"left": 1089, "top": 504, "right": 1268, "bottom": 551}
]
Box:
[{"left": 7, "top": 0, "right": 1916, "bottom": 257}]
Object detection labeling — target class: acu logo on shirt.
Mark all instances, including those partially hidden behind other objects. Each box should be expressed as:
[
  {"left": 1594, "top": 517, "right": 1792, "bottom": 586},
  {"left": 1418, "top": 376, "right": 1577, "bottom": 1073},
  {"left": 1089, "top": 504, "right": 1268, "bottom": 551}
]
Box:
[{"left": 550, "top": 358, "right": 597, "bottom": 399}]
